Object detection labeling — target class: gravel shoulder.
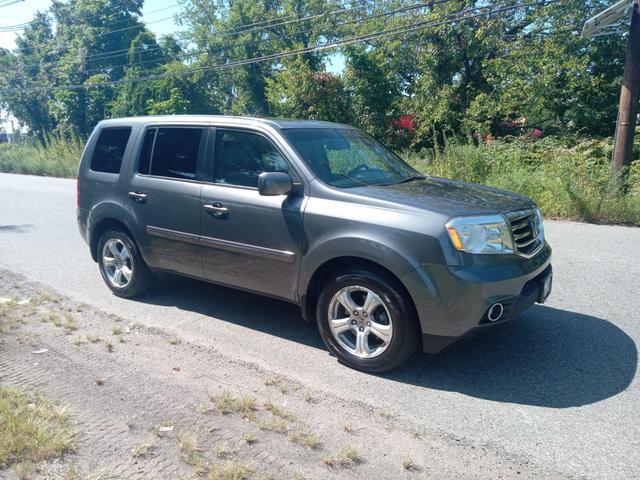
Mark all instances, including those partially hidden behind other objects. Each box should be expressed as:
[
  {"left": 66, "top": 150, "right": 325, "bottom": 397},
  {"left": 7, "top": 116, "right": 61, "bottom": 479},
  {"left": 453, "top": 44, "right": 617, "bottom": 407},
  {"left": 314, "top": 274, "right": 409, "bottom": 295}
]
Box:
[{"left": 0, "top": 268, "right": 580, "bottom": 480}]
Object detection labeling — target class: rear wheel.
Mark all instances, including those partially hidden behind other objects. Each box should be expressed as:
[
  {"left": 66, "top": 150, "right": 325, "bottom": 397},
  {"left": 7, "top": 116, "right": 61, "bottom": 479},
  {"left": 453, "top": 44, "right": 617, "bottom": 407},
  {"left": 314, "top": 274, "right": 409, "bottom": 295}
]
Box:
[
  {"left": 316, "top": 269, "right": 419, "bottom": 372},
  {"left": 97, "top": 229, "right": 153, "bottom": 298}
]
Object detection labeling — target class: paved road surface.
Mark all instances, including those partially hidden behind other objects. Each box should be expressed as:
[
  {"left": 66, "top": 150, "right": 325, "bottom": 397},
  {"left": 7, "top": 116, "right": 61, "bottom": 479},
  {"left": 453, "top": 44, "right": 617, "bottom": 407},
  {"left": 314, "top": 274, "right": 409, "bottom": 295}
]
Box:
[{"left": 0, "top": 173, "right": 638, "bottom": 479}]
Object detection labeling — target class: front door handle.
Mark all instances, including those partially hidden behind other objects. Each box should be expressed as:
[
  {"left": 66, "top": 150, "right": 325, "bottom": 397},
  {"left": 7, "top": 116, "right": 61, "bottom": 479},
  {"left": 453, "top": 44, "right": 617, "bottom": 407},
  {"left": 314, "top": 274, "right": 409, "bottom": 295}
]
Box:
[
  {"left": 203, "top": 203, "right": 229, "bottom": 217},
  {"left": 128, "top": 191, "right": 148, "bottom": 203}
]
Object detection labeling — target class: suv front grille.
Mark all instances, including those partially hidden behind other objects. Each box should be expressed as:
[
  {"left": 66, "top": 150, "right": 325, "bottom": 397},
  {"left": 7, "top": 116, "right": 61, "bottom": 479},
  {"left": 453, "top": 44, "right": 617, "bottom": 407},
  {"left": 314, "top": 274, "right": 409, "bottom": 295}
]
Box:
[{"left": 507, "top": 210, "right": 543, "bottom": 256}]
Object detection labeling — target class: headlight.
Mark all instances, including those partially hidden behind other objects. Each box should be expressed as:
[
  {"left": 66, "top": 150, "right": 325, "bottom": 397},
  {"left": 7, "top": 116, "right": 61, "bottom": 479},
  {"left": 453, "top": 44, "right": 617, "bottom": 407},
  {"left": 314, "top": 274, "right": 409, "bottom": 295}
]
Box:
[{"left": 446, "top": 215, "right": 514, "bottom": 254}]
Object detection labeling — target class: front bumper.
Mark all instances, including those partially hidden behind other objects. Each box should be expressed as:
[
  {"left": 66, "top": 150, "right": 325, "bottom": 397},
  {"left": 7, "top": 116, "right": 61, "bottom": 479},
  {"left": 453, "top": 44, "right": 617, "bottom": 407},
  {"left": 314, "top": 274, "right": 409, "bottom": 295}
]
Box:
[{"left": 402, "top": 242, "right": 552, "bottom": 354}]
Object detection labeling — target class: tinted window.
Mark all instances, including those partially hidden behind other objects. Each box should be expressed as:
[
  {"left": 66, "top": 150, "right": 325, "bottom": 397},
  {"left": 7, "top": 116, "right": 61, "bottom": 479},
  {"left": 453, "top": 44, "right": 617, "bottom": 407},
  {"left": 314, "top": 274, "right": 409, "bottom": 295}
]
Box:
[
  {"left": 214, "top": 130, "right": 289, "bottom": 187},
  {"left": 90, "top": 127, "right": 131, "bottom": 174},
  {"left": 137, "top": 128, "right": 156, "bottom": 175},
  {"left": 141, "top": 127, "right": 203, "bottom": 179}
]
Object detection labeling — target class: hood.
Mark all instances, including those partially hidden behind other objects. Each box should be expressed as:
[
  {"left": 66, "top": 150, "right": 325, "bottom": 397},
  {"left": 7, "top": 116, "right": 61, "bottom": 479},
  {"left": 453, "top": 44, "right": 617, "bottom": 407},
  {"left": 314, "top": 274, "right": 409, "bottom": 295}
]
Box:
[{"left": 349, "top": 177, "right": 535, "bottom": 217}]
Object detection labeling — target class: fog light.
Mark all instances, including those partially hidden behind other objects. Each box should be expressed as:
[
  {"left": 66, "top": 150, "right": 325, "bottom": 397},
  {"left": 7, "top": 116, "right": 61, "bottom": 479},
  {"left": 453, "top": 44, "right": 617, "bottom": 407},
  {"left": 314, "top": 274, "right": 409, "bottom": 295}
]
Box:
[{"left": 487, "top": 303, "right": 504, "bottom": 322}]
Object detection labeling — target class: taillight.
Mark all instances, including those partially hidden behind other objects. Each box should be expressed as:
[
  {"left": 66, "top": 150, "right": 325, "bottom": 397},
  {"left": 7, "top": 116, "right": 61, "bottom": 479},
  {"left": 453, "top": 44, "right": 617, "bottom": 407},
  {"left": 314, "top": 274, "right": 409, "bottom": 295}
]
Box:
[{"left": 76, "top": 176, "right": 80, "bottom": 208}]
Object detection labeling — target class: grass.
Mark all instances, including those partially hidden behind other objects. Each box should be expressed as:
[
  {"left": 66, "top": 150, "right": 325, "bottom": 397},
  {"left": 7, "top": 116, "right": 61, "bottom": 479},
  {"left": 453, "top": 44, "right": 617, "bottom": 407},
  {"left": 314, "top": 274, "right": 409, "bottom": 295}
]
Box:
[
  {"left": 208, "top": 461, "right": 254, "bottom": 480},
  {"left": 404, "top": 136, "right": 640, "bottom": 225},
  {"left": 0, "top": 133, "right": 83, "bottom": 178},
  {"left": 242, "top": 432, "right": 257, "bottom": 445},
  {"left": 0, "top": 386, "right": 75, "bottom": 468},
  {"left": 322, "top": 445, "right": 361, "bottom": 467},
  {"left": 264, "top": 374, "right": 288, "bottom": 394},
  {"left": 63, "top": 313, "right": 78, "bottom": 332},
  {"left": 288, "top": 427, "right": 318, "bottom": 449},
  {"left": 258, "top": 416, "right": 289, "bottom": 434},
  {"left": 402, "top": 456, "right": 415, "bottom": 470},
  {"left": 209, "top": 391, "right": 257, "bottom": 420},
  {"left": 263, "top": 402, "right": 294, "bottom": 421},
  {"left": 130, "top": 440, "right": 151, "bottom": 458},
  {"left": 3, "top": 132, "right": 639, "bottom": 224}
]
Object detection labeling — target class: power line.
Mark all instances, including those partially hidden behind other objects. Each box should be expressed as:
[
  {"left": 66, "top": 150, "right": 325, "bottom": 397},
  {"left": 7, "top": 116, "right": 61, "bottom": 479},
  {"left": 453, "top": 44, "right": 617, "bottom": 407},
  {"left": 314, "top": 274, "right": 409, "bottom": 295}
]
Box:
[
  {"left": 12, "top": 0, "right": 452, "bottom": 71},
  {"left": 2, "top": 0, "right": 560, "bottom": 95},
  {"left": 9, "top": 1, "right": 179, "bottom": 52},
  {"left": 0, "top": 0, "right": 26, "bottom": 8}
]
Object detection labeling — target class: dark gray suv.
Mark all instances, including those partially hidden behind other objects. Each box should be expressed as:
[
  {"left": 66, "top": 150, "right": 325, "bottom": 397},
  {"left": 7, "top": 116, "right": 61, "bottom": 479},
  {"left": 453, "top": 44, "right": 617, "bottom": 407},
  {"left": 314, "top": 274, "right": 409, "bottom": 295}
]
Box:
[{"left": 77, "top": 115, "right": 552, "bottom": 372}]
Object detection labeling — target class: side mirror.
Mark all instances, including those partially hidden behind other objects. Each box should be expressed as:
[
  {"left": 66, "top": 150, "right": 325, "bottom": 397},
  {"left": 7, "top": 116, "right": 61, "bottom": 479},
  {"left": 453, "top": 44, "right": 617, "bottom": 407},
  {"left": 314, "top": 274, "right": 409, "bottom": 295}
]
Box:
[{"left": 258, "top": 172, "right": 293, "bottom": 196}]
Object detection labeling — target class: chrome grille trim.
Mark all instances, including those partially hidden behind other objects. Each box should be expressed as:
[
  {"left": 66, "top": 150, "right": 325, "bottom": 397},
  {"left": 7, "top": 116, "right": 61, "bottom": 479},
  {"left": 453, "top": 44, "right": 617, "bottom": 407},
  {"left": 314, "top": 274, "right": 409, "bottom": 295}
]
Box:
[{"left": 506, "top": 209, "right": 544, "bottom": 257}]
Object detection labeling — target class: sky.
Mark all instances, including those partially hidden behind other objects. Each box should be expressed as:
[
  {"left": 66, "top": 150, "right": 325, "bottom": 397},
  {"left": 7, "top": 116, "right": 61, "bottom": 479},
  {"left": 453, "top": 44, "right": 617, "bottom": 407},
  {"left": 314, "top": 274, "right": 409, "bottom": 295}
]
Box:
[{"left": 0, "top": 0, "right": 345, "bottom": 133}]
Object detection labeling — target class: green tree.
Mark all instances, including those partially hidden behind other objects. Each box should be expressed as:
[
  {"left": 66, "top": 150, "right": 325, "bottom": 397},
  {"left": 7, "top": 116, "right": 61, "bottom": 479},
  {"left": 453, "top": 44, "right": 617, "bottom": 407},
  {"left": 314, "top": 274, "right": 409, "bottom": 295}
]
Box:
[{"left": 266, "top": 56, "right": 352, "bottom": 122}]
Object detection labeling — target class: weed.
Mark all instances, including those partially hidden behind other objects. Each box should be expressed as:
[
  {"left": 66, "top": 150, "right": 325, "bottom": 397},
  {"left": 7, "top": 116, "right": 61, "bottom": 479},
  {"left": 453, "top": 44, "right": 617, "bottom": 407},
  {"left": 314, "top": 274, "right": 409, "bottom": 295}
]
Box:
[
  {"left": 168, "top": 336, "right": 180, "bottom": 345},
  {"left": 210, "top": 390, "right": 257, "bottom": 420},
  {"left": 263, "top": 402, "right": 294, "bottom": 421},
  {"left": 213, "top": 441, "right": 235, "bottom": 459},
  {"left": 303, "top": 390, "right": 314, "bottom": 403},
  {"left": 49, "top": 311, "right": 62, "bottom": 327},
  {"left": 112, "top": 325, "right": 122, "bottom": 335},
  {"left": 86, "top": 334, "right": 101, "bottom": 343},
  {"left": 208, "top": 462, "right": 253, "bottom": 480},
  {"left": 243, "top": 432, "right": 257, "bottom": 444},
  {"left": 0, "top": 386, "right": 74, "bottom": 467},
  {"left": 258, "top": 416, "right": 289, "bottom": 434},
  {"left": 105, "top": 340, "right": 114, "bottom": 353},
  {"left": 63, "top": 313, "right": 78, "bottom": 332},
  {"left": 402, "top": 456, "right": 415, "bottom": 470},
  {"left": 322, "top": 445, "right": 361, "bottom": 467},
  {"left": 131, "top": 440, "right": 151, "bottom": 458},
  {"left": 264, "top": 374, "right": 288, "bottom": 394},
  {"left": 288, "top": 427, "right": 318, "bottom": 449},
  {"left": 343, "top": 422, "right": 354, "bottom": 434}
]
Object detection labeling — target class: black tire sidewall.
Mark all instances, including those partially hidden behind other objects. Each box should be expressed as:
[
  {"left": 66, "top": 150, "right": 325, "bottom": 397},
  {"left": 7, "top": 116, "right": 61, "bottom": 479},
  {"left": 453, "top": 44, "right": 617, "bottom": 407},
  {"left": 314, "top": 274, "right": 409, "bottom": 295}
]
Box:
[
  {"left": 97, "top": 230, "right": 150, "bottom": 298},
  {"left": 316, "top": 270, "right": 418, "bottom": 373}
]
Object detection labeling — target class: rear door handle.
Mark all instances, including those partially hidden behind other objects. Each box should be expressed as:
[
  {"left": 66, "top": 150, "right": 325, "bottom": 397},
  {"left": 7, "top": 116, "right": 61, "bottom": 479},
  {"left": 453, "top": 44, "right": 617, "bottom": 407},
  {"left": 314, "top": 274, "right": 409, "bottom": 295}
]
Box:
[
  {"left": 203, "top": 203, "right": 229, "bottom": 217},
  {"left": 128, "top": 191, "right": 148, "bottom": 203}
]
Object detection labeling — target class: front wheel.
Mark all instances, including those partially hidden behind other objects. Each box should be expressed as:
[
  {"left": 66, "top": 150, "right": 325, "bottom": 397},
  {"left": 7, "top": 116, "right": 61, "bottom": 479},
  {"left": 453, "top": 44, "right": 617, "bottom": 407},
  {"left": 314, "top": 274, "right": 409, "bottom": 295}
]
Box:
[
  {"left": 97, "top": 229, "right": 153, "bottom": 298},
  {"left": 316, "top": 269, "right": 419, "bottom": 372}
]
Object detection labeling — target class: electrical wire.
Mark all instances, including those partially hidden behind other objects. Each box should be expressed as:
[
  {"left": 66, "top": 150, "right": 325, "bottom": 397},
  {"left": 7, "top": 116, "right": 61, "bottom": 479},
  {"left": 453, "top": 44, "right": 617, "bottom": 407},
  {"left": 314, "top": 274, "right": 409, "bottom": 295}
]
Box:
[{"left": 2, "top": 0, "right": 560, "bottom": 95}]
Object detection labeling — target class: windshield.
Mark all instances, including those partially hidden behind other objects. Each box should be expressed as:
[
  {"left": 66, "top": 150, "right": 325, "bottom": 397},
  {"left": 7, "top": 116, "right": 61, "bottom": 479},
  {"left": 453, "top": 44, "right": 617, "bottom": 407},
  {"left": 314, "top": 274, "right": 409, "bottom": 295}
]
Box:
[{"left": 283, "top": 128, "right": 421, "bottom": 188}]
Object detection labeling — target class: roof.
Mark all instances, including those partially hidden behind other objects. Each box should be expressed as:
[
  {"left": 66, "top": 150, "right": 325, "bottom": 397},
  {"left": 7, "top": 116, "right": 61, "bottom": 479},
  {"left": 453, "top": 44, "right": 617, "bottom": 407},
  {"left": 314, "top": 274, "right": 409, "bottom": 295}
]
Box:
[{"left": 98, "top": 115, "right": 353, "bottom": 130}]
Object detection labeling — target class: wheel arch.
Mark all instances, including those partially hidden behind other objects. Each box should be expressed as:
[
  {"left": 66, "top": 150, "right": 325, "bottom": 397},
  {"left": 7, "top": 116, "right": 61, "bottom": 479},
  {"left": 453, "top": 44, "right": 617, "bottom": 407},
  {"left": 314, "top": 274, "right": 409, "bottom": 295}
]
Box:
[
  {"left": 300, "top": 255, "right": 419, "bottom": 332},
  {"left": 90, "top": 217, "right": 136, "bottom": 262}
]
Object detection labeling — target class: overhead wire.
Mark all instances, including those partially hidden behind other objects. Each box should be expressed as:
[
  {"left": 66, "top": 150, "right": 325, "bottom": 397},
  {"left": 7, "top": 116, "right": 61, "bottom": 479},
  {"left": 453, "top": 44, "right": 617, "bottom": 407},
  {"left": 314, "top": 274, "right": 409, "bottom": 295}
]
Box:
[{"left": 2, "top": 0, "right": 561, "bottom": 95}]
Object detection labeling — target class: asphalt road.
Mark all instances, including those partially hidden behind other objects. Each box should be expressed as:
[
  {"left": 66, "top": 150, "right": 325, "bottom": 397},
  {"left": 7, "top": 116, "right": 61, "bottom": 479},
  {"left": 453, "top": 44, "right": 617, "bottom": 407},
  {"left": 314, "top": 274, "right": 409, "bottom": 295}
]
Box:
[{"left": 1, "top": 172, "right": 638, "bottom": 479}]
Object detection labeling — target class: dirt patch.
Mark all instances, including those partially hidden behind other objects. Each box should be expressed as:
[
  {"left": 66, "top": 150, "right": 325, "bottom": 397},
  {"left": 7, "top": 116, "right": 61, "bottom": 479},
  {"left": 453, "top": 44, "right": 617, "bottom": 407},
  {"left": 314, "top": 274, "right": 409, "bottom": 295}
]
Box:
[{"left": 0, "top": 268, "right": 579, "bottom": 479}]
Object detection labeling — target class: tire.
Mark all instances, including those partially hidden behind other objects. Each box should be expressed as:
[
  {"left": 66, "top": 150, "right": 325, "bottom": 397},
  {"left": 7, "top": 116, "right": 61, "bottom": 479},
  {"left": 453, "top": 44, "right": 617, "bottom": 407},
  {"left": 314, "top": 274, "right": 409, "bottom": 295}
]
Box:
[
  {"left": 316, "top": 269, "right": 419, "bottom": 373},
  {"left": 97, "top": 229, "right": 154, "bottom": 298}
]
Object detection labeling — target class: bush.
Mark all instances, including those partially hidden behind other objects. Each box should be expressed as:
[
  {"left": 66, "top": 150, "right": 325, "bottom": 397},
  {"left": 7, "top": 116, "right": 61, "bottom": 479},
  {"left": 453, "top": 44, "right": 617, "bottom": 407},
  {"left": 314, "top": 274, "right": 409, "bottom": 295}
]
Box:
[
  {"left": 404, "top": 136, "right": 640, "bottom": 225},
  {"left": 0, "top": 133, "right": 83, "bottom": 178}
]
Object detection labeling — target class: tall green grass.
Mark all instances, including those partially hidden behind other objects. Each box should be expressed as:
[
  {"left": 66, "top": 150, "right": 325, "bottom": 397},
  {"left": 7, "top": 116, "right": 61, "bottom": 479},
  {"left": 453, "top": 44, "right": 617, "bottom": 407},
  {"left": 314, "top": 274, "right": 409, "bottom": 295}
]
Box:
[
  {"left": 0, "top": 133, "right": 83, "bottom": 178},
  {"left": 0, "top": 132, "right": 638, "bottom": 224},
  {"left": 405, "top": 137, "right": 640, "bottom": 225}
]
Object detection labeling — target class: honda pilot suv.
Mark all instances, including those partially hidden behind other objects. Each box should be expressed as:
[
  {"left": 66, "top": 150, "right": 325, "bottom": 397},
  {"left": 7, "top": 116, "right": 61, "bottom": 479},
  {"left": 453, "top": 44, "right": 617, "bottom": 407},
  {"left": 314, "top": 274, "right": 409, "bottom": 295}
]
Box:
[{"left": 77, "top": 115, "right": 552, "bottom": 372}]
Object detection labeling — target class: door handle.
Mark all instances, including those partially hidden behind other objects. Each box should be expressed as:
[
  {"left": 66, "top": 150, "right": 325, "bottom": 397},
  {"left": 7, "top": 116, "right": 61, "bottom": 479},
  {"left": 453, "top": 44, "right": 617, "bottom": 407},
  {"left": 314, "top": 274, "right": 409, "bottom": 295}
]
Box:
[
  {"left": 128, "top": 191, "right": 148, "bottom": 203},
  {"left": 203, "top": 203, "right": 229, "bottom": 217}
]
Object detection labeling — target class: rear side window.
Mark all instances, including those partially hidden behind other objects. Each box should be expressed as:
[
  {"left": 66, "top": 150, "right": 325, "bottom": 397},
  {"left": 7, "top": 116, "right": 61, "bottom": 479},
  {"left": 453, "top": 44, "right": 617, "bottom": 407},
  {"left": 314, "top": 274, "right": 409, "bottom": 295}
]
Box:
[
  {"left": 90, "top": 127, "right": 132, "bottom": 174},
  {"left": 137, "top": 127, "right": 203, "bottom": 180}
]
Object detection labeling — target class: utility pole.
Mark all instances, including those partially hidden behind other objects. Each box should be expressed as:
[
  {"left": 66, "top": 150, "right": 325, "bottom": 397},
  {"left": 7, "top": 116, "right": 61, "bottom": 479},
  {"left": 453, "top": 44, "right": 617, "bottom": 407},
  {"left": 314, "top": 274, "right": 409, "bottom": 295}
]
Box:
[{"left": 611, "top": 0, "right": 640, "bottom": 186}]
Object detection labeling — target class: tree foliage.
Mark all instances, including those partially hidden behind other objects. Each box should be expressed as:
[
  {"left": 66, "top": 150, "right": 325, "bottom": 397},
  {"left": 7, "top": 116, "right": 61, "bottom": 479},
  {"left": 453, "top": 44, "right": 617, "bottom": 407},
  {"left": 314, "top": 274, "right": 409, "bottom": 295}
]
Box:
[{"left": 0, "top": 0, "right": 629, "bottom": 148}]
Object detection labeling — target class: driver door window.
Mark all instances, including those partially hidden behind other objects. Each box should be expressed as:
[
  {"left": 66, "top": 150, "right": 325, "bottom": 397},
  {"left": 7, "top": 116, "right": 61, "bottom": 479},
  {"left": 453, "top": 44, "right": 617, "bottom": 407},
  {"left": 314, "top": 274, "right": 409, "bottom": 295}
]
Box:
[{"left": 214, "top": 129, "right": 289, "bottom": 187}]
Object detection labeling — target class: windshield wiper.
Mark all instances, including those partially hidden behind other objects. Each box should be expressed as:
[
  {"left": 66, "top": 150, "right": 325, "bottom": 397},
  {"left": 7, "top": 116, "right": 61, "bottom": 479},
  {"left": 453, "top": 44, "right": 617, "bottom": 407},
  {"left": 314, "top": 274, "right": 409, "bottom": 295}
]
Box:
[
  {"left": 335, "top": 172, "right": 370, "bottom": 187},
  {"left": 397, "top": 175, "right": 426, "bottom": 184}
]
